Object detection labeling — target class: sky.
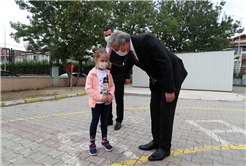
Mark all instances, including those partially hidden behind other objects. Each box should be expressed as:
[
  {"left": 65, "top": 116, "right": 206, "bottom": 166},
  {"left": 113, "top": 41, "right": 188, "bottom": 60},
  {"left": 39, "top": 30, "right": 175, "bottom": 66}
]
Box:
[{"left": 0, "top": 0, "right": 245, "bottom": 51}]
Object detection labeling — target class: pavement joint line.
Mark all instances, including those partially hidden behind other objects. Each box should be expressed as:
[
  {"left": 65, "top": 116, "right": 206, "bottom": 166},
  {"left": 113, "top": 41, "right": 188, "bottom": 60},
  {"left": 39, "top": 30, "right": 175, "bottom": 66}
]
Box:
[
  {"left": 109, "top": 144, "right": 246, "bottom": 166},
  {"left": 1, "top": 106, "right": 245, "bottom": 124}
]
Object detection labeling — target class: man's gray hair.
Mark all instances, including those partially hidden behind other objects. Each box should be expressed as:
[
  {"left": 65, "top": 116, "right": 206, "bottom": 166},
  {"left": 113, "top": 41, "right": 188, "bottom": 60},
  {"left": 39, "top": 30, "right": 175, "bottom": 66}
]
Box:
[{"left": 107, "top": 30, "right": 131, "bottom": 48}]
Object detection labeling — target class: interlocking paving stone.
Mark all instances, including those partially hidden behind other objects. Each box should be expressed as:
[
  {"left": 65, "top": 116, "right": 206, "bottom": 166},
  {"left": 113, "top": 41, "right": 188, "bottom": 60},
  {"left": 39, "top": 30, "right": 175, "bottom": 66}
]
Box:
[
  {"left": 8, "top": 155, "right": 32, "bottom": 165},
  {"left": 17, "top": 160, "right": 41, "bottom": 166},
  {"left": 2, "top": 151, "right": 22, "bottom": 162},
  {"left": 35, "top": 156, "right": 60, "bottom": 165},
  {"left": 203, "top": 151, "right": 224, "bottom": 163},
  {"left": 26, "top": 152, "right": 49, "bottom": 162},
  {"left": 1, "top": 95, "right": 245, "bottom": 165}
]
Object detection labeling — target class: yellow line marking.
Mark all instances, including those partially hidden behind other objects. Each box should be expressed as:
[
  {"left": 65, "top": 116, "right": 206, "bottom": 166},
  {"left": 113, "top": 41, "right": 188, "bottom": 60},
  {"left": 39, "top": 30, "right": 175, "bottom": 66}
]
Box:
[
  {"left": 25, "top": 98, "right": 42, "bottom": 103},
  {"left": 1, "top": 106, "right": 245, "bottom": 123},
  {"left": 109, "top": 144, "right": 246, "bottom": 166},
  {"left": 2, "top": 111, "right": 92, "bottom": 123},
  {"left": 177, "top": 106, "right": 245, "bottom": 112}
]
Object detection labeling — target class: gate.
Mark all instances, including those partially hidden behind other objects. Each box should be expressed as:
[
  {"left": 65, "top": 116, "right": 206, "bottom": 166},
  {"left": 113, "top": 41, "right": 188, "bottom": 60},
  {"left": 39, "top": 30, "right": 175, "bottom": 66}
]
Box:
[{"left": 0, "top": 48, "right": 52, "bottom": 76}]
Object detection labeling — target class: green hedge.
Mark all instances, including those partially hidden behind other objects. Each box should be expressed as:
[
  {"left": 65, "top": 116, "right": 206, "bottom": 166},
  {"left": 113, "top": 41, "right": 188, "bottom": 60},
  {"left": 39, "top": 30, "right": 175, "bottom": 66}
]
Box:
[
  {"left": 1, "top": 60, "right": 49, "bottom": 74},
  {"left": 57, "top": 61, "right": 95, "bottom": 75},
  {"left": 1, "top": 60, "right": 95, "bottom": 75}
]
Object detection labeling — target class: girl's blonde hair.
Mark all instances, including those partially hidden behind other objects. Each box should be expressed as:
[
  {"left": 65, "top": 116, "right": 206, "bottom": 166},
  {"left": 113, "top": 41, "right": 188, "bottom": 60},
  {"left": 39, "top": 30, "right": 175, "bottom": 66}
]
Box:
[{"left": 92, "top": 48, "right": 107, "bottom": 59}]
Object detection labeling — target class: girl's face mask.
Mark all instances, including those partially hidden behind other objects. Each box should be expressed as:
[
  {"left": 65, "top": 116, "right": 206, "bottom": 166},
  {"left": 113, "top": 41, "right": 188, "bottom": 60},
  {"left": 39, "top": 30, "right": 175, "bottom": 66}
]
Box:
[{"left": 98, "top": 62, "right": 108, "bottom": 69}]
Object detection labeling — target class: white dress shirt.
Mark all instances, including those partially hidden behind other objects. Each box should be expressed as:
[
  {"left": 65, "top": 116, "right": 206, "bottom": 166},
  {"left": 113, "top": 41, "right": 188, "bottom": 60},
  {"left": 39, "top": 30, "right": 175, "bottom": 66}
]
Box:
[
  {"left": 105, "top": 46, "right": 110, "bottom": 54},
  {"left": 130, "top": 39, "right": 139, "bottom": 61}
]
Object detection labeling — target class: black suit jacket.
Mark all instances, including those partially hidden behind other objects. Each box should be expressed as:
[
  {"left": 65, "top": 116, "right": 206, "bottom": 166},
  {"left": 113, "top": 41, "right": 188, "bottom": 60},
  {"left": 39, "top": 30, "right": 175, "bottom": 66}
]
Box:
[
  {"left": 111, "top": 33, "right": 188, "bottom": 93},
  {"left": 104, "top": 45, "right": 130, "bottom": 83}
]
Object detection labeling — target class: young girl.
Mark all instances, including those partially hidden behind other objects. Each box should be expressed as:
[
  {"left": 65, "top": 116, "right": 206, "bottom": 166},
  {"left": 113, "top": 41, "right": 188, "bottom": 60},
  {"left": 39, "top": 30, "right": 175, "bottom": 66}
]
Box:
[{"left": 85, "top": 48, "right": 115, "bottom": 156}]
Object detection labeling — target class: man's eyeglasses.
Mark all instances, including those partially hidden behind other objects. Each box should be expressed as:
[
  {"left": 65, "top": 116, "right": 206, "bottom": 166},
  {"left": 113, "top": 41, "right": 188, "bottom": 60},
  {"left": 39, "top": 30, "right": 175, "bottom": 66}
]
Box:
[{"left": 113, "top": 45, "right": 122, "bottom": 52}]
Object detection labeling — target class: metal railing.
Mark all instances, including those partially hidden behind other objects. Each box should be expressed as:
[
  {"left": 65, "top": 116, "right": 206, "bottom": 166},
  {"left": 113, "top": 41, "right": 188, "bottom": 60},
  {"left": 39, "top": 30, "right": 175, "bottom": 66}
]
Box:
[{"left": 0, "top": 48, "right": 52, "bottom": 76}]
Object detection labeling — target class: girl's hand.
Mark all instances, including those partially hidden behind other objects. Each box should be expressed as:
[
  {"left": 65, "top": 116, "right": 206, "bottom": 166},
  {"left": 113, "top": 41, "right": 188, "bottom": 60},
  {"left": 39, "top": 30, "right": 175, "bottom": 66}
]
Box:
[
  {"left": 107, "top": 94, "right": 113, "bottom": 103},
  {"left": 102, "top": 96, "right": 108, "bottom": 102}
]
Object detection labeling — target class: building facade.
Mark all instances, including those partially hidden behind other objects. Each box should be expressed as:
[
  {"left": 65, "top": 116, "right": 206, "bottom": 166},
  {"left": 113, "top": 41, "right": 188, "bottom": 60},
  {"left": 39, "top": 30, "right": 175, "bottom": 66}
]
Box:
[
  {"left": 230, "top": 34, "right": 246, "bottom": 75},
  {"left": 0, "top": 48, "right": 50, "bottom": 66}
]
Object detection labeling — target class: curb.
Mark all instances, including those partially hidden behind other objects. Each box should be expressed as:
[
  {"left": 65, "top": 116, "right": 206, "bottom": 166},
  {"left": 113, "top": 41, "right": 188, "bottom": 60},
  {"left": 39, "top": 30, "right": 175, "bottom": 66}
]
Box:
[
  {"left": 1, "top": 92, "right": 86, "bottom": 107},
  {"left": 26, "top": 98, "right": 43, "bottom": 103}
]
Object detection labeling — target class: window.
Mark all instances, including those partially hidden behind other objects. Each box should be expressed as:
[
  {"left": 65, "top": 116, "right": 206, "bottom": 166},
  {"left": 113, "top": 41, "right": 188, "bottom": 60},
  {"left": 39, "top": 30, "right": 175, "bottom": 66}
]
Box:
[
  {"left": 234, "top": 61, "right": 241, "bottom": 68},
  {"left": 235, "top": 47, "right": 242, "bottom": 54},
  {"left": 235, "top": 38, "right": 246, "bottom": 41}
]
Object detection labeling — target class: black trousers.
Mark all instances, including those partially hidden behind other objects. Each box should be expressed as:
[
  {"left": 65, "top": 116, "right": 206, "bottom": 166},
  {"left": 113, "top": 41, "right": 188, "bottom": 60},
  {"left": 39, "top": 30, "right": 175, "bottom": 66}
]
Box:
[
  {"left": 90, "top": 104, "right": 110, "bottom": 139},
  {"left": 108, "top": 82, "right": 125, "bottom": 123},
  {"left": 150, "top": 81, "right": 180, "bottom": 151}
]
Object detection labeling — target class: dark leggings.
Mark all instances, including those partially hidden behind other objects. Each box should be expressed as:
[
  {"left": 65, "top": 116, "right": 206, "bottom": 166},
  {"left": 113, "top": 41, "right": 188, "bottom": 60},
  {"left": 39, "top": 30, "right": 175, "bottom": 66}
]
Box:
[{"left": 90, "top": 104, "right": 110, "bottom": 140}]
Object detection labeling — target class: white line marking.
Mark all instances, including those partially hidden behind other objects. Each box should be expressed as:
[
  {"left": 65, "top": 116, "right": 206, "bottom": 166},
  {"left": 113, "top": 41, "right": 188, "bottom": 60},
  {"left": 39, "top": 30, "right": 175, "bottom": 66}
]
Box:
[
  {"left": 186, "top": 120, "right": 246, "bottom": 145},
  {"left": 186, "top": 120, "right": 229, "bottom": 144}
]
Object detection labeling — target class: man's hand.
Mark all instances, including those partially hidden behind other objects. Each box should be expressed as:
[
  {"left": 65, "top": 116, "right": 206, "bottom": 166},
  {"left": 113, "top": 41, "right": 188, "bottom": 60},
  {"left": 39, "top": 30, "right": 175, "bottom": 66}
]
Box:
[
  {"left": 165, "top": 92, "right": 175, "bottom": 102},
  {"left": 125, "top": 79, "right": 130, "bottom": 85},
  {"left": 107, "top": 61, "right": 112, "bottom": 69},
  {"left": 102, "top": 96, "right": 108, "bottom": 102}
]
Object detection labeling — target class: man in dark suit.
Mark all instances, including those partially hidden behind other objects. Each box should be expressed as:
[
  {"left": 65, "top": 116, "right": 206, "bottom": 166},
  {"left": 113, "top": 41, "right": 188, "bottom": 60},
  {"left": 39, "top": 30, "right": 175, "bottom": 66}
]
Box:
[
  {"left": 106, "top": 30, "right": 188, "bottom": 161},
  {"left": 103, "top": 27, "right": 131, "bottom": 130}
]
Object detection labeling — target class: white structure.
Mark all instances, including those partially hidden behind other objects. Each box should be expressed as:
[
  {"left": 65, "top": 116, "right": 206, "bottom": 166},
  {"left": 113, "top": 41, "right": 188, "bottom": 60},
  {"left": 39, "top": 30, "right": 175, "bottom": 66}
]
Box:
[{"left": 132, "top": 50, "right": 234, "bottom": 92}]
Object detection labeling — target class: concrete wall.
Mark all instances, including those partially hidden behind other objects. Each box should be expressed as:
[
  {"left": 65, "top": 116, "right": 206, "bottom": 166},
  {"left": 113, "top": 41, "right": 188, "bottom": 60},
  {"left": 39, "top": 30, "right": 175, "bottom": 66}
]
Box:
[
  {"left": 58, "top": 78, "right": 86, "bottom": 87},
  {"left": 1, "top": 77, "right": 86, "bottom": 92},
  {"left": 1, "top": 77, "right": 53, "bottom": 91},
  {"left": 132, "top": 50, "right": 234, "bottom": 92}
]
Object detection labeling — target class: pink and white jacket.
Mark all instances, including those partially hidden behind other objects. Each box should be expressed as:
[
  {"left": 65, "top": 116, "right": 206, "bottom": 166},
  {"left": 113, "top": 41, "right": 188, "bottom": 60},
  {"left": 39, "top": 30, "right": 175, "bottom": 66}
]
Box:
[{"left": 85, "top": 67, "right": 115, "bottom": 108}]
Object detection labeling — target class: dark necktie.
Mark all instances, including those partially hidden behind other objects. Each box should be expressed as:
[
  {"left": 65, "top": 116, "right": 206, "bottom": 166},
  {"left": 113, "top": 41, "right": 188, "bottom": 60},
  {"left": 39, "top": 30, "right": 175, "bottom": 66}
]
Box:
[
  {"left": 129, "top": 51, "right": 155, "bottom": 85},
  {"left": 129, "top": 51, "right": 140, "bottom": 64}
]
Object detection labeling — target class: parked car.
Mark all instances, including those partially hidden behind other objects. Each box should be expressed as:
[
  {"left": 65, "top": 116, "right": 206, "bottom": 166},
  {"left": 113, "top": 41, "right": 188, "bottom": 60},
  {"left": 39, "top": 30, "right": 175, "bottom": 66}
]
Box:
[
  {"left": 59, "top": 72, "right": 87, "bottom": 78},
  {"left": 0, "top": 70, "right": 19, "bottom": 77}
]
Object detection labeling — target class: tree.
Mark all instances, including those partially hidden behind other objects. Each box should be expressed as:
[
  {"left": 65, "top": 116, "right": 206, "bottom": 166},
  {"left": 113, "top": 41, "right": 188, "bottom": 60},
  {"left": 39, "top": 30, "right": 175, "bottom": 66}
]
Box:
[
  {"left": 154, "top": 0, "right": 244, "bottom": 52},
  {"left": 10, "top": 0, "right": 110, "bottom": 86},
  {"left": 107, "top": 1, "right": 157, "bottom": 35},
  {"left": 10, "top": 1, "right": 57, "bottom": 54},
  {"left": 53, "top": 1, "right": 110, "bottom": 86}
]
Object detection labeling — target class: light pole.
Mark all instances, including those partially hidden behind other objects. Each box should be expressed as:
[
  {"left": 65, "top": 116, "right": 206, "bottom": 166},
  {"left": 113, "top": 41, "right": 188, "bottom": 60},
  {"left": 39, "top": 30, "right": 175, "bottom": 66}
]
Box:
[
  {"left": 0, "top": 25, "right": 7, "bottom": 71},
  {"left": 236, "top": 34, "right": 241, "bottom": 76}
]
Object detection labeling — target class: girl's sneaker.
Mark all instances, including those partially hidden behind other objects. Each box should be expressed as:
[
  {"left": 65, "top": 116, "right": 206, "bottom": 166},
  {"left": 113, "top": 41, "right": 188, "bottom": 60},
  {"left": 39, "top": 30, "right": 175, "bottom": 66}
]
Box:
[
  {"left": 89, "top": 144, "right": 97, "bottom": 155},
  {"left": 101, "top": 140, "right": 113, "bottom": 151}
]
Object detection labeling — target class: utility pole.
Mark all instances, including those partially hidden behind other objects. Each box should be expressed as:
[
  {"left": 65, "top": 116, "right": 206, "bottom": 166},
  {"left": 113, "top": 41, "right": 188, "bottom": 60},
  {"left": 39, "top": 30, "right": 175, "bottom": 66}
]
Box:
[
  {"left": 236, "top": 34, "right": 241, "bottom": 76},
  {"left": 70, "top": 55, "right": 73, "bottom": 91},
  {"left": 1, "top": 25, "right": 6, "bottom": 71}
]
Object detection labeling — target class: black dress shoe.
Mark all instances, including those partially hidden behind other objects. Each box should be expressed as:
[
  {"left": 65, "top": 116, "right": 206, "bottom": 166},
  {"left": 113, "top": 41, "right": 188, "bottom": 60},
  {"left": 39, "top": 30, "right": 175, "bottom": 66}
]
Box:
[
  {"left": 114, "top": 122, "right": 121, "bottom": 130},
  {"left": 139, "top": 141, "right": 159, "bottom": 150},
  {"left": 148, "top": 149, "right": 170, "bottom": 161}
]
